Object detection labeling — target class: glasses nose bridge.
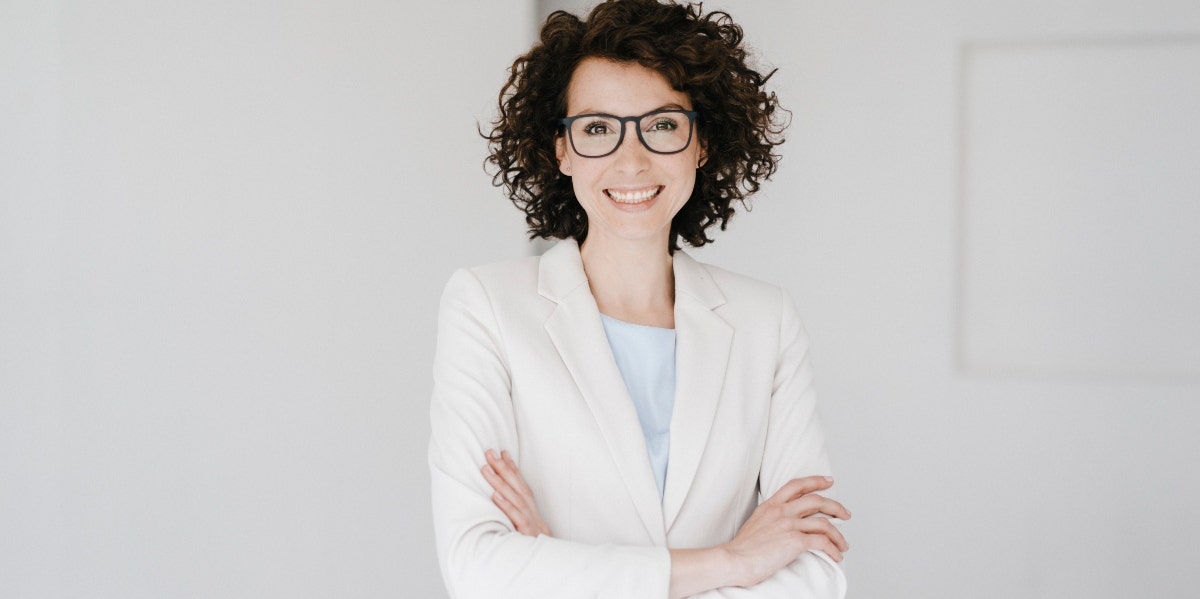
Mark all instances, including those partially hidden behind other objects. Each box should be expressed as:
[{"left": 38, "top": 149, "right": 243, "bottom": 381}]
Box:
[{"left": 615, "top": 114, "right": 648, "bottom": 153}]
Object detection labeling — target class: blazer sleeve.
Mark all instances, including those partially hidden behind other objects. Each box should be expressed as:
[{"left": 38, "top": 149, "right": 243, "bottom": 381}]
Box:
[
  {"left": 428, "top": 269, "right": 671, "bottom": 599},
  {"left": 688, "top": 288, "right": 847, "bottom": 599}
]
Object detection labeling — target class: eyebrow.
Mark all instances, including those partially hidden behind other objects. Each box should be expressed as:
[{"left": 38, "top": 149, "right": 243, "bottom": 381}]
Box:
[{"left": 571, "top": 103, "right": 689, "bottom": 116}]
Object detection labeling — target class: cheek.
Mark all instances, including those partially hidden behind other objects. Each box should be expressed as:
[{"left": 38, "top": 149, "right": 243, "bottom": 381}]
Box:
[
  {"left": 567, "top": 169, "right": 602, "bottom": 212},
  {"left": 671, "top": 167, "right": 699, "bottom": 211},
  {"left": 669, "top": 157, "right": 700, "bottom": 191}
]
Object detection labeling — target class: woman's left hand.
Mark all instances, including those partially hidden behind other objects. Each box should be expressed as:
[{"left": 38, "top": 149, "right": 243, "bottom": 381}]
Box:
[{"left": 482, "top": 449, "right": 552, "bottom": 537}]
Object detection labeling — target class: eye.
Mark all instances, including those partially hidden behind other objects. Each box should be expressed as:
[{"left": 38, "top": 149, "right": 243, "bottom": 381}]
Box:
[
  {"left": 582, "top": 121, "right": 612, "bottom": 136},
  {"left": 645, "top": 117, "right": 680, "bottom": 132}
]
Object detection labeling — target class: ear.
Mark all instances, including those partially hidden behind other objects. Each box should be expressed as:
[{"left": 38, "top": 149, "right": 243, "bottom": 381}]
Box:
[
  {"left": 556, "top": 135, "right": 572, "bottom": 176},
  {"left": 697, "top": 141, "right": 708, "bottom": 168}
]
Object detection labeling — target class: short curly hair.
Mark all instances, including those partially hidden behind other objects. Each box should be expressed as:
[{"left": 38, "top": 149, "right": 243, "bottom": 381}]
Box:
[{"left": 484, "top": 0, "right": 786, "bottom": 251}]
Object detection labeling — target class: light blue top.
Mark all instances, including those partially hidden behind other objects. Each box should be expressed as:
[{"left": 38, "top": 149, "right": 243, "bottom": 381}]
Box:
[{"left": 599, "top": 313, "right": 676, "bottom": 501}]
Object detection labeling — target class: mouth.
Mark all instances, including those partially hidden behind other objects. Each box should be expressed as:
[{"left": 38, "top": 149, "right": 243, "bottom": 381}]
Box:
[{"left": 604, "top": 185, "right": 663, "bottom": 205}]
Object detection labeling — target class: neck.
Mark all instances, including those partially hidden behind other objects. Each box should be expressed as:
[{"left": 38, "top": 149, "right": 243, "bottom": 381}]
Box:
[{"left": 579, "top": 233, "right": 675, "bottom": 328}]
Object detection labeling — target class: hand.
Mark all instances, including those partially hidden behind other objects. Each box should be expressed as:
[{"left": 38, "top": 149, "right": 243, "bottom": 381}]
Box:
[
  {"left": 481, "top": 449, "right": 552, "bottom": 537},
  {"left": 721, "top": 476, "right": 851, "bottom": 587}
]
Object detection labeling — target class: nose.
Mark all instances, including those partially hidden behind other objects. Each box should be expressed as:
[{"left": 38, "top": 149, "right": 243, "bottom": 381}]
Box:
[{"left": 611, "top": 120, "right": 651, "bottom": 173}]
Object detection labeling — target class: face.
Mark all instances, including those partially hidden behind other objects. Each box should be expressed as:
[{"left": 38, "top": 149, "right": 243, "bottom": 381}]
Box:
[{"left": 556, "top": 57, "right": 706, "bottom": 249}]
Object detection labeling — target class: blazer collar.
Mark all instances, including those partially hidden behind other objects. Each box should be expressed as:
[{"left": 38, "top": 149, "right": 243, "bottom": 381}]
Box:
[
  {"left": 536, "top": 238, "right": 589, "bottom": 303},
  {"left": 672, "top": 244, "right": 726, "bottom": 310},
  {"left": 662, "top": 248, "right": 732, "bottom": 534},
  {"left": 538, "top": 238, "right": 733, "bottom": 539}
]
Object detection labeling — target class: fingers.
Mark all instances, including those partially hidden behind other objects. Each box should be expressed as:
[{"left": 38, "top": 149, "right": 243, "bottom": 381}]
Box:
[
  {"left": 481, "top": 460, "right": 524, "bottom": 512},
  {"left": 766, "top": 476, "right": 835, "bottom": 505},
  {"left": 481, "top": 449, "right": 552, "bottom": 537},
  {"left": 784, "top": 493, "right": 851, "bottom": 521},
  {"left": 499, "top": 450, "right": 535, "bottom": 497},
  {"left": 483, "top": 450, "right": 525, "bottom": 500},
  {"left": 760, "top": 476, "right": 852, "bottom": 561},
  {"left": 492, "top": 490, "right": 539, "bottom": 535},
  {"left": 803, "top": 532, "right": 844, "bottom": 562},
  {"left": 766, "top": 477, "right": 851, "bottom": 521},
  {"left": 760, "top": 502, "right": 848, "bottom": 557},
  {"left": 481, "top": 452, "right": 535, "bottom": 534},
  {"left": 488, "top": 483, "right": 521, "bottom": 523},
  {"left": 793, "top": 515, "right": 850, "bottom": 552}
]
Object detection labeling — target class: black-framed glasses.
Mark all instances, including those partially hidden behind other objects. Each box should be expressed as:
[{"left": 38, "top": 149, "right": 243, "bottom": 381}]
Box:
[{"left": 559, "top": 109, "right": 699, "bottom": 158}]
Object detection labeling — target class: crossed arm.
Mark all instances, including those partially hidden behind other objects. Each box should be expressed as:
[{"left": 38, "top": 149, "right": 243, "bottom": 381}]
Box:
[
  {"left": 482, "top": 449, "right": 851, "bottom": 599},
  {"left": 431, "top": 270, "right": 849, "bottom": 598}
]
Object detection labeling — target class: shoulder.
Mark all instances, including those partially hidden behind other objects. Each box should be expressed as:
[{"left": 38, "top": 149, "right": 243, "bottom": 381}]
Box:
[
  {"left": 678, "top": 252, "right": 791, "bottom": 317},
  {"left": 444, "top": 238, "right": 584, "bottom": 300},
  {"left": 442, "top": 254, "right": 540, "bottom": 297},
  {"left": 464, "top": 254, "right": 541, "bottom": 290},
  {"left": 438, "top": 253, "right": 549, "bottom": 332},
  {"left": 683, "top": 256, "right": 812, "bottom": 356},
  {"left": 704, "top": 262, "right": 785, "bottom": 300}
]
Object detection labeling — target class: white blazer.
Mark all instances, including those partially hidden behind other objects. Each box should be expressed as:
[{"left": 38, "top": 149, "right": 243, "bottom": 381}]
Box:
[{"left": 429, "top": 239, "right": 846, "bottom": 598}]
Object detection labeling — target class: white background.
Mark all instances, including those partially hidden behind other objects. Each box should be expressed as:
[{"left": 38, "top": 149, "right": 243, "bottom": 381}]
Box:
[{"left": 3, "top": 0, "right": 1199, "bottom": 597}]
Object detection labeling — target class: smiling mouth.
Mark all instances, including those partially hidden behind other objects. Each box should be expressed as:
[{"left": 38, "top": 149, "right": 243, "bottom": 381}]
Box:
[{"left": 604, "top": 186, "right": 663, "bottom": 204}]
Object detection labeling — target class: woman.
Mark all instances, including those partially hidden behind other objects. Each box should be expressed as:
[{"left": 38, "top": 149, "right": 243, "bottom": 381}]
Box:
[{"left": 429, "top": 1, "right": 851, "bottom": 597}]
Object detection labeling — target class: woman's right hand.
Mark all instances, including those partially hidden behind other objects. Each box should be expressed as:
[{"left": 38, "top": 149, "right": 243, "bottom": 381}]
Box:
[
  {"left": 720, "top": 476, "right": 851, "bottom": 588},
  {"left": 481, "top": 449, "right": 552, "bottom": 537}
]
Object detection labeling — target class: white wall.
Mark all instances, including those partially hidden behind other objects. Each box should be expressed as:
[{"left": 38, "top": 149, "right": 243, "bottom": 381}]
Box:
[{"left": 1, "top": 1, "right": 532, "bottom": 597}]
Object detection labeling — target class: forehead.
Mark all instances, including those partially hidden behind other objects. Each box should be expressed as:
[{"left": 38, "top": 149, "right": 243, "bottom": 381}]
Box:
[{"left": 565, "top": 57, "right": 692, "bottom": 115}]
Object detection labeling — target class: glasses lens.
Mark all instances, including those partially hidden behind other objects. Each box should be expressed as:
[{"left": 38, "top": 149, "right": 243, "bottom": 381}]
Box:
[
  {"left": 638, "top": 111, "right": 692, "bottom": 153},
  {"left": 569, "top": 115, "right": 623, "bottom": 157}
]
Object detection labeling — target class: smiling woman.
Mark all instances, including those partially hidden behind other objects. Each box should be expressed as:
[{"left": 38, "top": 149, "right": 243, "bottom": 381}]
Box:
[
  {"left": 428, "top": 1, "right": 850, "bottom": 598},
  {"left": 554, "top": 58, "right": 706, "bottom": 260}
]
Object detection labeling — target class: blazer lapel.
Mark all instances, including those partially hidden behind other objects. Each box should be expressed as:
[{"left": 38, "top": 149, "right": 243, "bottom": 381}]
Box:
[
  {"left": 663, "top": 250, "right": 732, "bottom": 532},
  {"left": 538, "top": 240, "right": 667, "bottom": 545}
]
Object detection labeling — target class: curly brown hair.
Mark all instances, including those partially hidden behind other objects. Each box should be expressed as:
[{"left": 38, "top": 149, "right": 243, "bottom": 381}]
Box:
[{"left": 484, "top": 0, "right": 786, "bottom": 251}]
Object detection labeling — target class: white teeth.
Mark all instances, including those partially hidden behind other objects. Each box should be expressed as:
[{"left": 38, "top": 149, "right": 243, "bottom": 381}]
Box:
[{"left": 606, "top": 187, "right": 660, "bottom": 203}]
